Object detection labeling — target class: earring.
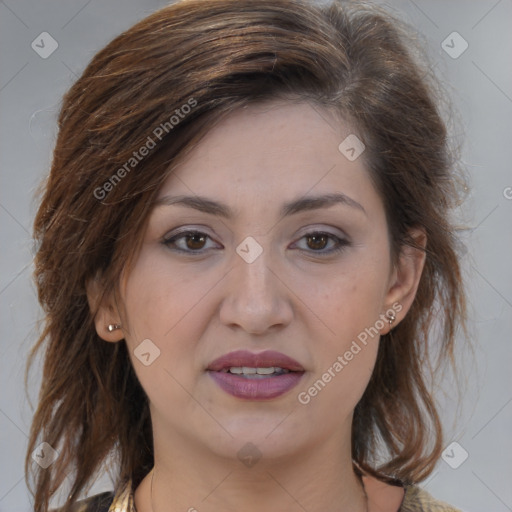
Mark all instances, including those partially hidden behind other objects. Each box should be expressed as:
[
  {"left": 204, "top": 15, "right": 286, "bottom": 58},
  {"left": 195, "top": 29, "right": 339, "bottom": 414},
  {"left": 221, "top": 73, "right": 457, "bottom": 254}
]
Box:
[
  {"left": 386, "top": 311, "right": 396, "bottom": 327},
  {"left": 107, "top": 324, "right": 121, "bottom": 332}
]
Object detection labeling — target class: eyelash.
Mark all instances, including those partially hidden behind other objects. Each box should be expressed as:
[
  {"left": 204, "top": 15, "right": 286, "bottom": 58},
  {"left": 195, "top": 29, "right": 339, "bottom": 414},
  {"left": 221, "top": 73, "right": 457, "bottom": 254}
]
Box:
[{"left": 162, "top": 229, "right": 350, "bottom": 256}]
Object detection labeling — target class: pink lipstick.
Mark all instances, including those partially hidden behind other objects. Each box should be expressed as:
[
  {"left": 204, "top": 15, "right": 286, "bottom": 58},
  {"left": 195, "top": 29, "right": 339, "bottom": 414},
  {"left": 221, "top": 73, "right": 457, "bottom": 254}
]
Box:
[{"left": 206, "top": 350, "right": 305, "bottom": 400}]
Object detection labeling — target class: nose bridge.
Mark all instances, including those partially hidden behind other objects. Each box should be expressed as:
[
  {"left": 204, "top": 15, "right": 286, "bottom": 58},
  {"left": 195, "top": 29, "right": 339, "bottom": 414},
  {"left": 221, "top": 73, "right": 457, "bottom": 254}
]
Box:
[
  {"left": 234, "top": 239, "right": 277, "bottom": 302},
  {"left": 219, "top": 238, "right": 293, "bottom": 332}
]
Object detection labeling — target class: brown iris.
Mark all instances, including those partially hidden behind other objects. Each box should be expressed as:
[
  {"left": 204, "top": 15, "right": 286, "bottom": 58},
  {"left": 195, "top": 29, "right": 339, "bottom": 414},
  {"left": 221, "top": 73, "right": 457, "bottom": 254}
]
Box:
[
  {"left": 306, "top": 233, "right": 329, "bottom": 251},
  {"left": 185, "top": 233, "right": 207, "bottom": 250}
]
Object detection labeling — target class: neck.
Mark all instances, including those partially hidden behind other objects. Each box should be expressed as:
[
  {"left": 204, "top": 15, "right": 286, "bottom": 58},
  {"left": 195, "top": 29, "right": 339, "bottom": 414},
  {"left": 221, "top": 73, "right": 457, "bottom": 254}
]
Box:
[{"left": 142, "top": 437, "right": 367, "bottom": 512}]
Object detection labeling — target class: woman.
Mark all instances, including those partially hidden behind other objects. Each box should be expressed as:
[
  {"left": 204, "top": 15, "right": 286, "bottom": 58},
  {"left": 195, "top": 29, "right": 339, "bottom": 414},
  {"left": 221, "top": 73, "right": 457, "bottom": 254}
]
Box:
[{"left": 25, "top": 0, "right": 467, "bottom": 511}]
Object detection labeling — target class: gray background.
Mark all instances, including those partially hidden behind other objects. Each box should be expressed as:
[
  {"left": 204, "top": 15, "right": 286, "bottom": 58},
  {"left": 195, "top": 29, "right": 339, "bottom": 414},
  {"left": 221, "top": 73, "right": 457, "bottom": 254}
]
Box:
[{"left": 1, "top": 1, "right": 511, "bottom": 511}]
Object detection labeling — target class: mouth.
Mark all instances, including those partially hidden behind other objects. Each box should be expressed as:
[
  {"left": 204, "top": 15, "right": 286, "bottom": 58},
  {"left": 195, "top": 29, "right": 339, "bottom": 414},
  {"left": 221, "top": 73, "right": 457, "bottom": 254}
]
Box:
[{"left": 206, "top": 350, "right": 305, "bottom": 400}]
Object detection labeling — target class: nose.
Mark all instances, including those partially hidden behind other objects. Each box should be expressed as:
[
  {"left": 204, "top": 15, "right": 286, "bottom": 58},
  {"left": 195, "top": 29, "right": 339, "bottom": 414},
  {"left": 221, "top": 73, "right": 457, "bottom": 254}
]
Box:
[{"left": 219, "top": 244, "right": 294, "bottom": 335}]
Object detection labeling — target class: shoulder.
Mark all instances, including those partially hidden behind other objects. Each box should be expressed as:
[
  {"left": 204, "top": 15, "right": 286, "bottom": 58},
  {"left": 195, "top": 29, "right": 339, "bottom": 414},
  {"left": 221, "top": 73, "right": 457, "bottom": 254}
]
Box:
[
  {"left": 50, "top": 478, "right": 133, "bottom": 512},
  {"left": 50, "top": 490, "right": 115, "bottom": 512},
  {"left": 361, "top": 473, "right": 461, "bottom": 512},
  {"left": 401, "top": 485, "right": 462, "bottom": 511}
]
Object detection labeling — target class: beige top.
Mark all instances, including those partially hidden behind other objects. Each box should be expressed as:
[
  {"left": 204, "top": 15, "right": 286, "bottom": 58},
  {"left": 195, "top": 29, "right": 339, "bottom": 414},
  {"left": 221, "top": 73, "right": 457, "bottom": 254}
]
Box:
[{"left": 61, "top": 476, "right": 462, "bottom": 512}]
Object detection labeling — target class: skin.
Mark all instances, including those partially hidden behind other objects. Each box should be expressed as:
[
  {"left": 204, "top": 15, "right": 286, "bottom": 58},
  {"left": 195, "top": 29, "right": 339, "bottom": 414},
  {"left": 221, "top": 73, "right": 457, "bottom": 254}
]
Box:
[{"left": 89, "top": 100, "right": 426, "bottom": 512}]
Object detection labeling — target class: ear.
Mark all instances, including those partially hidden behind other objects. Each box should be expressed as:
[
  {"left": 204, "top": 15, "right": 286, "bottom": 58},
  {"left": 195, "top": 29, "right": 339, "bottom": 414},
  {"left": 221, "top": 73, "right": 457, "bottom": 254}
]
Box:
[
  {"left": 86, "top": 276, "right": 124, "bottom": 343},
  {"left": 381, "top": 227, "right": 427, "bottom": 334}
]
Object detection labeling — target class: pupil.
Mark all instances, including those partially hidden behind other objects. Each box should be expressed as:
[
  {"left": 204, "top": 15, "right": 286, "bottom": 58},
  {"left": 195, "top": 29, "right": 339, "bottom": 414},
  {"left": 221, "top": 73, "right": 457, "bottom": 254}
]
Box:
[{"left": 307, "top": 234, "right": 327, "bottom": 250}]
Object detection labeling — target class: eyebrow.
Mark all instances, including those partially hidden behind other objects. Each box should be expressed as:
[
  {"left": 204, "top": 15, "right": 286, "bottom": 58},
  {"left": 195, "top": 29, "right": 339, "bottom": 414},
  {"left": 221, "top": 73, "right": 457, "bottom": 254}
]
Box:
[{"left": 153, "top": 192, "right": 367, "bottom": 218}]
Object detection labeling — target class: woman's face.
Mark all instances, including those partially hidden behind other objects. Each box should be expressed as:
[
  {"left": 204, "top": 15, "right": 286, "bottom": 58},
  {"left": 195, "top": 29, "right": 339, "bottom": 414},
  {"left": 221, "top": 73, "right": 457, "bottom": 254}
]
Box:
[{"left": 103, "top": 101, "right": 416, "bottom": 466}]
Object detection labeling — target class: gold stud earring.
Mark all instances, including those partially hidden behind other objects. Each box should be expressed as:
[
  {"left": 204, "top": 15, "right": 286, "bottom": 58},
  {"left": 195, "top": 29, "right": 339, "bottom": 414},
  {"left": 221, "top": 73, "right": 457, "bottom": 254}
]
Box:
[{"left": 107, "top": 324, "right": 121, "bottom": 332}]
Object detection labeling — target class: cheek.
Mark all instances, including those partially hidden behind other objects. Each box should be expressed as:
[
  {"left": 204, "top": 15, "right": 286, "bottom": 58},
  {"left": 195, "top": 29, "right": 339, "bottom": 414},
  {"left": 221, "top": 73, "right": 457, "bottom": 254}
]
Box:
[
  {"left": 120, "top": 258, "right": 215, "bottom": 417},
  {"left": 305, "top": 262, "right": 386, "bottom": 344},
  {"left": 120, "top": 252, "right": 214, "bottom": 385},
  {"left": 294, "top": 263, "right": 386, "bottom": 411},
  {"left": 122, "top": 251, "right": 205, "bottom": 340}
]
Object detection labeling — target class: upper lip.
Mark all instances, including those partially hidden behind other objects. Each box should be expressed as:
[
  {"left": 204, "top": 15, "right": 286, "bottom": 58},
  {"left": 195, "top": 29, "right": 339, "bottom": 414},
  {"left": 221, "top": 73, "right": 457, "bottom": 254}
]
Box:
[{"left": 207, "top": 350, "right": 305, "bottom": 372}]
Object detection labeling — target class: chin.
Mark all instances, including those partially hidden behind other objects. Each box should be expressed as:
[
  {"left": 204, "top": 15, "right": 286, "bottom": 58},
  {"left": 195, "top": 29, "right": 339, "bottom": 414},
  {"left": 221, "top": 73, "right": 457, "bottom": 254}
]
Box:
[{"left": 202, "top": 414, "right": 309, "bottom": 460}]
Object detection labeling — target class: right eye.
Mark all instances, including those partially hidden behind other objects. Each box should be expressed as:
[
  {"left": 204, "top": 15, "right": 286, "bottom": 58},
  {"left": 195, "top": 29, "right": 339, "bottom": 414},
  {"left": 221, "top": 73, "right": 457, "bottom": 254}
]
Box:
[{"left": 162, "top": 230, "right": 221, "bottom": 254}]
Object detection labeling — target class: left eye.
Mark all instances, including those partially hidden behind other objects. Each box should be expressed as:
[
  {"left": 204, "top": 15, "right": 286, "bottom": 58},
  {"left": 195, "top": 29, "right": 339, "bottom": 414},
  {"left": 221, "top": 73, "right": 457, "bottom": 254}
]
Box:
[{"left": 293, "top": 232, "right": 348, "bottom": 254}]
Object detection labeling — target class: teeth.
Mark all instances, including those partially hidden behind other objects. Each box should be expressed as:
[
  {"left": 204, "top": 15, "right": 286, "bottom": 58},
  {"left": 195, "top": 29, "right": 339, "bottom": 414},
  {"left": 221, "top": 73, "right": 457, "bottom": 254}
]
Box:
[
  {"left": 226, "top": 366, "right": 289, "bottom": 375},
  {"left": 255, "top": 367, "right": 275, "bottom": 375}
]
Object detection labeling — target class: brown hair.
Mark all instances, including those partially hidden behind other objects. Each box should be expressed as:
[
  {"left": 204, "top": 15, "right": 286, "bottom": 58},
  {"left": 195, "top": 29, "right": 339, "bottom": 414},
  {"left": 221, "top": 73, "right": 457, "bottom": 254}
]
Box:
[{"left": 25, "top": 0, "right": 466, "bottom": 510}]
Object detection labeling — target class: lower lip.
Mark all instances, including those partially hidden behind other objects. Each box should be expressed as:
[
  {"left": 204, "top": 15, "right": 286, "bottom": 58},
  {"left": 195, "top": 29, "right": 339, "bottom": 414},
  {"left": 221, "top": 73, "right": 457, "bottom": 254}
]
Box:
[{"left": 208, "top": 371, "right": 304, "bottom": 400}]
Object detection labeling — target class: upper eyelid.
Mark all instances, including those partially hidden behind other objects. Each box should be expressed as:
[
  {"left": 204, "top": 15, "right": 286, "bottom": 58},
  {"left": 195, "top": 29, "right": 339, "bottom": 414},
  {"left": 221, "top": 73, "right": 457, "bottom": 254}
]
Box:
[
  {"left": 163, "top": 222, "right": 347, "bottom": 237},
  {"left": 162, "top": 226, "right": 346, "bottom": 241},
  {"left": 163, "top": 229, "right": 218, "bottom": 244}
]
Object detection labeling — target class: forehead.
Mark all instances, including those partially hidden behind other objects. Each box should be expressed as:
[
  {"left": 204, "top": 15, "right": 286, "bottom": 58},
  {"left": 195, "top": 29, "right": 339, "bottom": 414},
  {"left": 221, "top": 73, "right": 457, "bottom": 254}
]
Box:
[
  {"left": 156, "top": 100, "right": 378, "bottom": 214},
  {"left": 175, "top": 101, "right": 353, "bottom": 169}
]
